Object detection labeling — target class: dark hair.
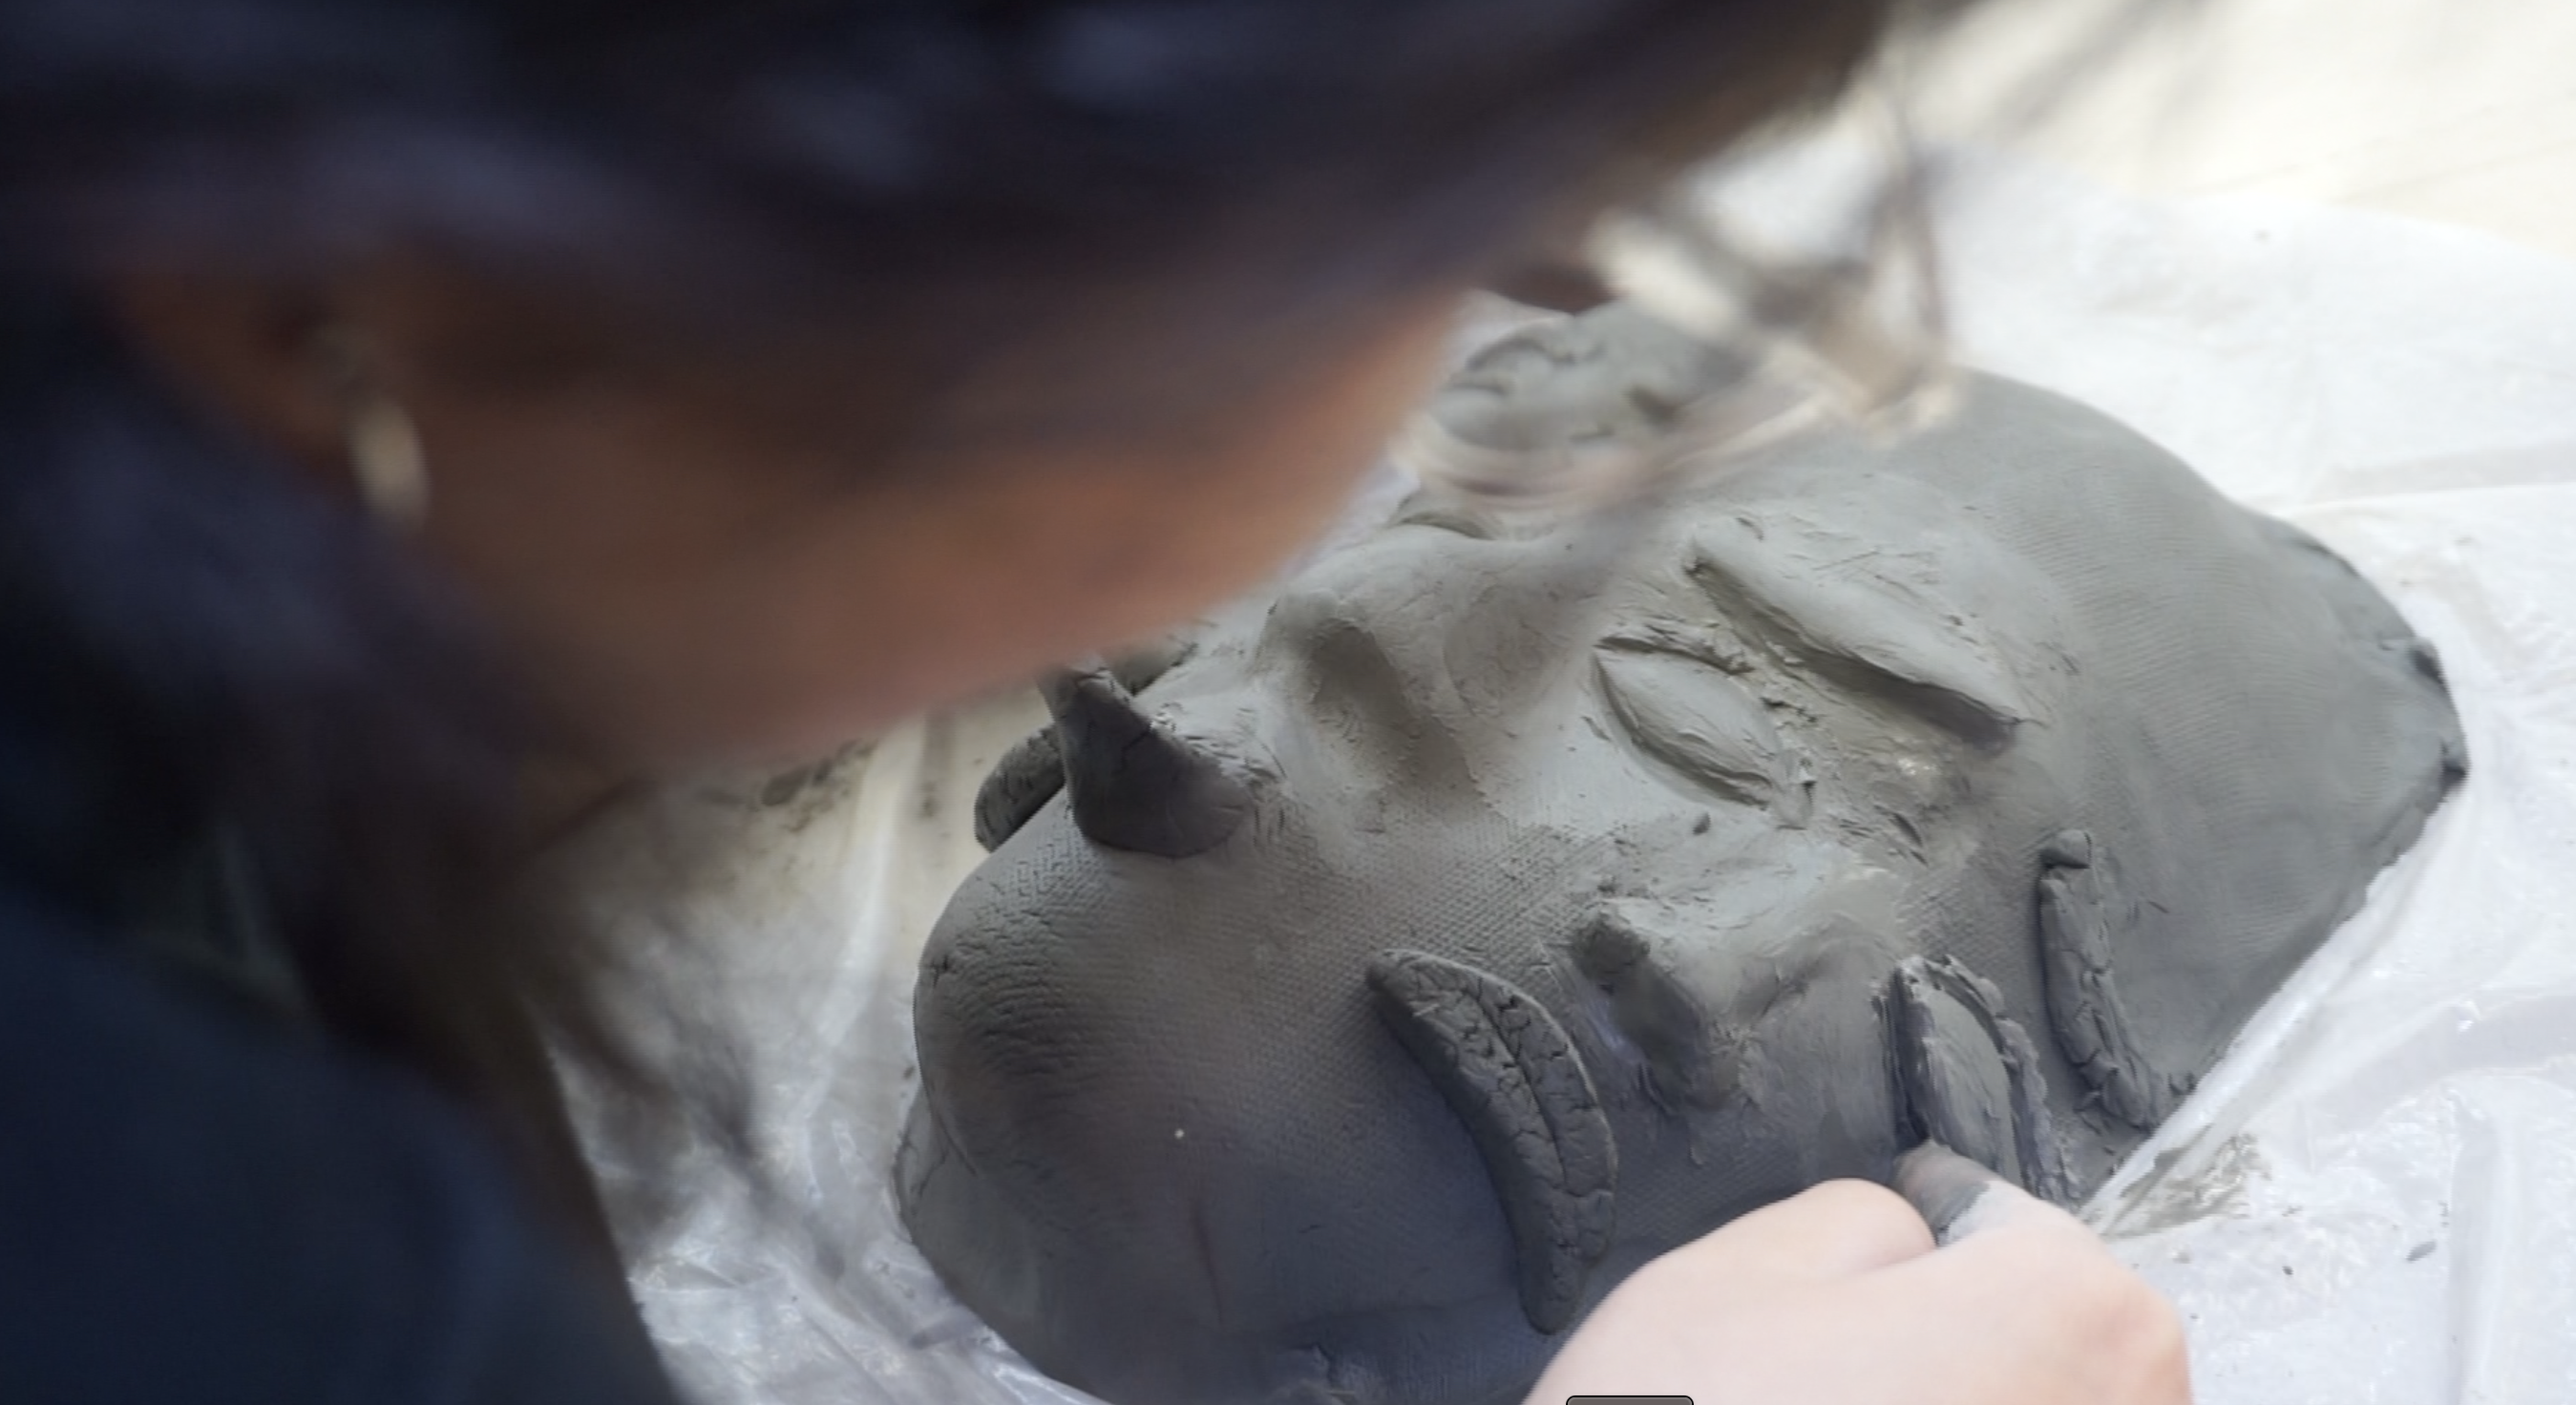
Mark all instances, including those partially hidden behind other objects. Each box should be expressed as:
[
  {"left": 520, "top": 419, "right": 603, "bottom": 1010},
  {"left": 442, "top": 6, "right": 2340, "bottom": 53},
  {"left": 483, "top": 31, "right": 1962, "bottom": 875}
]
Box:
[{"left": 0, "top": 0, "right": 1906, "bottom": 1276}]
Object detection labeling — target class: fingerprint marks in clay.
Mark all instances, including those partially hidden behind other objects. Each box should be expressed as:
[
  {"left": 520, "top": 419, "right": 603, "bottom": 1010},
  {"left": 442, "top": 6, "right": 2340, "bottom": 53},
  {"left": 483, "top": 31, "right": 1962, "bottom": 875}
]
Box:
[{"left": 1366, "top": 950, "right": 1616, "bottom": 1334}]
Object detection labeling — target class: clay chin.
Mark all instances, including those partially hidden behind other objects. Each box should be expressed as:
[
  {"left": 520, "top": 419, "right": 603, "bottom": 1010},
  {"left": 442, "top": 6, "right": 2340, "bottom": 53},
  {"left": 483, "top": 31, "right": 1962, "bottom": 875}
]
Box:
[{"left": 898, "top": 308, "right": 2465, "bottom": 1405}]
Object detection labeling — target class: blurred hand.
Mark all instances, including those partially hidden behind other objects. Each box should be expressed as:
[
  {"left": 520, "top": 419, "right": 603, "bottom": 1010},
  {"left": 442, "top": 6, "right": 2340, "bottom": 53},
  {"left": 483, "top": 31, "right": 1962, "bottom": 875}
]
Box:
[{"left": 1526, "top": 1145, "right": 2191, "bottom": 1405}]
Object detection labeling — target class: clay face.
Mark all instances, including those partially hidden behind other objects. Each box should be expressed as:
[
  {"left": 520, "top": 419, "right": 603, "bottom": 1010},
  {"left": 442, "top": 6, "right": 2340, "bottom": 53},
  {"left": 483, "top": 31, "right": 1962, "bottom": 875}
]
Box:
[{"left": 897, "top": 308, "right": 2465, "bottom": 1405}]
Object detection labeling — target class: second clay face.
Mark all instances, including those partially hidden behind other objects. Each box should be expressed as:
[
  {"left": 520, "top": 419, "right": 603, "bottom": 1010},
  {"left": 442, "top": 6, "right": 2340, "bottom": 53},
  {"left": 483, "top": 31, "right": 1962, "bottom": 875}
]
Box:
[{"left": 898, "top": 307, "right": 2466, "bottom": 1405}]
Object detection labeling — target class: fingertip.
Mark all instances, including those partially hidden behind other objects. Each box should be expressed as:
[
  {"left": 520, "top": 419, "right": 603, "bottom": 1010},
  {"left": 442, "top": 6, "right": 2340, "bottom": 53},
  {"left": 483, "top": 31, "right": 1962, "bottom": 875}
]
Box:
[
  {"left": 1893, "top": 1142, "right": 2010, "bottom": 1241},
  {"left": 1766, "top": 1178, "right": 1939, "bottom": 1273}
]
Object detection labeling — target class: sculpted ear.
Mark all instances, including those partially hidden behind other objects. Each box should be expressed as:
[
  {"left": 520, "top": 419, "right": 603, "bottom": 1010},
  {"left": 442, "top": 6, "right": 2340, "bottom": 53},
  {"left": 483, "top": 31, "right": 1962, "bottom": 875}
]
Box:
[
  {"left": 1367, "top": 951, "right": 1616, "bottom": 1334},
  {"left": 1884, "top": 955, "right": 2071, "bottom": 1202}
]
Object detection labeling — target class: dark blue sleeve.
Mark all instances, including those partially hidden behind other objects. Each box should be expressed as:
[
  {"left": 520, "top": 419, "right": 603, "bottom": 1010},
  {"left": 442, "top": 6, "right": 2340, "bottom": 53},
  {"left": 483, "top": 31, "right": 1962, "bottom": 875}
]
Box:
[{"left": 0, "top": 898, "right": 685, "bottom": 1405}]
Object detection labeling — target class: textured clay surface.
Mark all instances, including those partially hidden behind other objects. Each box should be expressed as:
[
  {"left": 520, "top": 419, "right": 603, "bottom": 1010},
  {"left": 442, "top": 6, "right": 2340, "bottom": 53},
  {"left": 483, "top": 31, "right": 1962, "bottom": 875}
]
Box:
[{"left": 897, "top": 309, "right": 2466, "bottom": 1405}]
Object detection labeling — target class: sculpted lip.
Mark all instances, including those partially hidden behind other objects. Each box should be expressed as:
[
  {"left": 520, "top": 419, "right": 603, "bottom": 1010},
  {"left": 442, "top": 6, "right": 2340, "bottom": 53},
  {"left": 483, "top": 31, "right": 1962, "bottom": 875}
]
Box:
[{"left": 897, "top": 305, "right": 2466, "bottom": 1405}]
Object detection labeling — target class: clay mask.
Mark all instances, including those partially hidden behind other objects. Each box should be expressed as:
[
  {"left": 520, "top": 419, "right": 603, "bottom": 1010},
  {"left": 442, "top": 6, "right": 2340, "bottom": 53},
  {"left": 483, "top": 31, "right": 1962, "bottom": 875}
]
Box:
[{"left": 897, "top": 307, "right": 2465, "bottom": 1405}]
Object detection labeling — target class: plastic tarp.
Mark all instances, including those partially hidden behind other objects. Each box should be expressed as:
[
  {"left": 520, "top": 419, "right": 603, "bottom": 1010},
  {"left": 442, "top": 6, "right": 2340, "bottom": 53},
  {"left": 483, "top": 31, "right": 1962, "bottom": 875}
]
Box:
[{"left": 604, "top": 151, "right": 2576, "bottom": 1405}]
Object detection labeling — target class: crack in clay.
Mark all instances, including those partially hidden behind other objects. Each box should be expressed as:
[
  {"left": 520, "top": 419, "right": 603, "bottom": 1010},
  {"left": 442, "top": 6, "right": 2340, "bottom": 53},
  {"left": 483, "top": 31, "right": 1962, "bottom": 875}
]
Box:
[{"left": 898, "top": 304, "right": 2466, "bottom": 1405}]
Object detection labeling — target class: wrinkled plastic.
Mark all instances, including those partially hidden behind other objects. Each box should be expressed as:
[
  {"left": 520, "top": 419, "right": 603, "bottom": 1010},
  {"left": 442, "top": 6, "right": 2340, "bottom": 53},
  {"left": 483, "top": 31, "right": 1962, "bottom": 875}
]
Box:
[
  {"left": 1943, "top": 153, "right": 2576, "bottom": 1405},
  {"left": 607, "top": 152, "right": 2576, "bottom": 1405}
]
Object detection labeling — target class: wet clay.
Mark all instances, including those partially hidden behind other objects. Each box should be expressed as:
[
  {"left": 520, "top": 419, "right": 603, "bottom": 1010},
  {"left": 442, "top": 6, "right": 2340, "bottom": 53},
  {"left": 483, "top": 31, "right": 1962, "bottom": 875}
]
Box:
[{"left": 898, "top": 305, "right": 2466, "bottom": 1405}]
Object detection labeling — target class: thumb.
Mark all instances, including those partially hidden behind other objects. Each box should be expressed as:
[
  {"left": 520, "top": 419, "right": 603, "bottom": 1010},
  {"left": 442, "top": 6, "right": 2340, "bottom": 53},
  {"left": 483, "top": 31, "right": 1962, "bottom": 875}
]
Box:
[{"left": 1894, "top": 1142, "right": 2061, "bottom": 1246}]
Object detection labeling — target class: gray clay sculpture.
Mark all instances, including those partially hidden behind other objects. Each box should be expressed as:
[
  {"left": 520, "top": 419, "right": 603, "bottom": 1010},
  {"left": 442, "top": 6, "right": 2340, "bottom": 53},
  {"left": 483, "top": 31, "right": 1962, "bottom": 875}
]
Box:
[{"left": 897, "top": 307, "right": 2466, "bottom": 1405}]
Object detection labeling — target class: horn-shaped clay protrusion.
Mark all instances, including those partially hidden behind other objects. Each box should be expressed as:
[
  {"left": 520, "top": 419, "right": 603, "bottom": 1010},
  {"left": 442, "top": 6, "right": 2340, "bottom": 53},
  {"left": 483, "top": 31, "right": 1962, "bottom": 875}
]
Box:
[
  {"left": 1367, "top": 950, "right": 1616, "bottom": 1334},
  {"left": 1043, "top": 666, "right": 1249, "bottom": 858},
  {"left": 971, "top": 725, "right": 1065, "bottom": 851}
]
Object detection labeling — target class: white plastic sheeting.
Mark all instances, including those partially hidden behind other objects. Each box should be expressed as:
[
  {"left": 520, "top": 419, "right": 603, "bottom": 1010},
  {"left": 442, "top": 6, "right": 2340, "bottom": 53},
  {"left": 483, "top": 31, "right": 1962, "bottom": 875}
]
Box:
[
  {"left": 1944, "top": 154, "right": 2576, "bottom": 1405},
  {"left": 610, "top": 153, "right": 2576, "bottom": 1405}
]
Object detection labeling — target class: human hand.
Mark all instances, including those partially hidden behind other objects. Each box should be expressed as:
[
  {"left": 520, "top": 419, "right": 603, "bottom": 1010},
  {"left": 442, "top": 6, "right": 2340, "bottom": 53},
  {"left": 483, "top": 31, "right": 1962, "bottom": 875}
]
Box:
[{"left": 1525, "top": 1144, "right": 2191, "bottom": 1405}]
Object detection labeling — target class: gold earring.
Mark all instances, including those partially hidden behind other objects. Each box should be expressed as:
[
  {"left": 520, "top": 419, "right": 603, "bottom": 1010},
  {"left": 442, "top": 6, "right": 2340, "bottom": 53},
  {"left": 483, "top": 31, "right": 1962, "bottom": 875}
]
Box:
[{"left": 317, "top": 328, "right": 430, "bottom": 532}]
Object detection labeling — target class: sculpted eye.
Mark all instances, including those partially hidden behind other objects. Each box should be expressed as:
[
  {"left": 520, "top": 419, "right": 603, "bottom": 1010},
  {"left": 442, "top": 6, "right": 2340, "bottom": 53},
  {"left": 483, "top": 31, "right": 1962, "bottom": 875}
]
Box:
[
  {"left": 1686, "top": 507, "right": 2036, "bottom": 752},
  {"left": 1594, "top": 641, "right": 1807, "bottom": 823}
]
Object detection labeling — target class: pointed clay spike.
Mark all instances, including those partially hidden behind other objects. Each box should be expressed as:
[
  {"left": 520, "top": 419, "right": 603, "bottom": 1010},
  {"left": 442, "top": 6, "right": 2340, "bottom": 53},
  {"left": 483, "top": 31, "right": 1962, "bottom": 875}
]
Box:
[
  {"left": 971, "top": 725, "right": 1065, "bottom": 851},
  {"left": 1043, "top": 667, "right": 1249, "bottom": 858}
]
